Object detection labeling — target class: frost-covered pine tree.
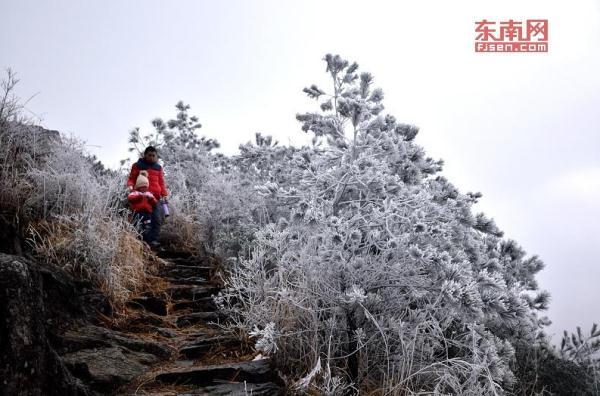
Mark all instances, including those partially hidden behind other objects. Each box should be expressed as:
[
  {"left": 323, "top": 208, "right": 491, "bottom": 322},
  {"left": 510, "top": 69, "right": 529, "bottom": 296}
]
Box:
[
  {"left": 220, "top": 54, "right": 550, "bottom": 394},
  {"left": 125, "top": 101, "right": 218, "bottom": 166}
]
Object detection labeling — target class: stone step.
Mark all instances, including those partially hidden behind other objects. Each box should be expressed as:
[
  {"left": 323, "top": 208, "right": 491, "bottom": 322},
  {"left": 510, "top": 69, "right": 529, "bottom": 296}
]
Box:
[
  {"left": 167, "top": 256, "right": 214, "bottom": 267},
  {"left": 156, "top": 250, "right": 198, "bottom": 260},
  {"left": 174, "top": 311, "right": 224, "bottom": 327},
  {"left": 126, "top": 296, "right": 168, "bottom": 316},
  {"left": 181, "top": 381, "right": 283, "bottom": 395},
  {"left": 168, "top": 263, "right": 211, "bottom": 271},
  {"left": 179, "top": 335, "right": 240, "bottom": 359},
  {"left": 117, "top": 311, "right": 174, "bottom": 334},
  {"left": 153, "top": 327, "right": 179, "bottom": 338},
  {"left": 166, "top": 285, "right": 220, "bottom": 300},
  {"left": 171, "top": 297, "right": 216, "bottom": 313},
  {"left": 166, "top": 276, "right": 207, "bottom": 285},
  {"left": 154, "top": 359, "right": 275, "bottom": 387},
  {"left": 161, "top": 266, "right": 213, "bottom": 279}
]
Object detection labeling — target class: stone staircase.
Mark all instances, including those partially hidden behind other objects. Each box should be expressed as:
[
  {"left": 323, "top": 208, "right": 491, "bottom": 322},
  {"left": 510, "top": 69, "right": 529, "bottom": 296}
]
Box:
[
  {"left": 51, "top": 248, "right": 284, "bottom": 394},
  {"left": 112, "top": 249, "right": 284, "bottom": 395}
]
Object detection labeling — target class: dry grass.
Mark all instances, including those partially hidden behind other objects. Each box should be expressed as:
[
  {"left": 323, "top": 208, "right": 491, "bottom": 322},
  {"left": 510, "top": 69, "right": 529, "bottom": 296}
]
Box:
[
  {"left": 159, "top": 209, "right": 205, "bottom": 254},
  {"left": 27, "top": 215, "right": 154, "bottom": 310}
]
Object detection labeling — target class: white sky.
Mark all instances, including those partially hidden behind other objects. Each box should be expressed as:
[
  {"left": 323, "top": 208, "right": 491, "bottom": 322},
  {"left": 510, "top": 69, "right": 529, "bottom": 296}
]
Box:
[{"left": 2, "top": 0, "right": 599, "bottom": 341}]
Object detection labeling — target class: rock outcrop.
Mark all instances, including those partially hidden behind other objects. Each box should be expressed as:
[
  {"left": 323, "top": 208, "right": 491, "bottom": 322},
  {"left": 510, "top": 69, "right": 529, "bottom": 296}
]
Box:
[{"left": 0, "top": 253, "right": 90, "bottom": 395}]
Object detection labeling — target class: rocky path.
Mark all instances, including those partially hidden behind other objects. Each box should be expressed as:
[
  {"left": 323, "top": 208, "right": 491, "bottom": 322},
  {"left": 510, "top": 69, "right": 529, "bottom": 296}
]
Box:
[{"left": 56, "top": 249, "right": 283, "bottom": 395}]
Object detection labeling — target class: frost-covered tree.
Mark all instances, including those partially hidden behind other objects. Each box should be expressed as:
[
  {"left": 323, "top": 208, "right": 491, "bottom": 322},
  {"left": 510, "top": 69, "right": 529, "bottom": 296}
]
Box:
[
  {"left": 220, "top": 54, "right": 550, "bottom": 394},
  {"left": 561, "top": 324, "right": 600, "bottom": 367},
  {"left": 124, "top": 100, "right": 219, "bottom": 168}
]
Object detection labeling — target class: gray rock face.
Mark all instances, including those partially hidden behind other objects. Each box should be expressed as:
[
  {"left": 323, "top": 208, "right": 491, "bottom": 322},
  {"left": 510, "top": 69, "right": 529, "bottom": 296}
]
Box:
[
  {"left": 0, "top": 253, "right": 170, "bottom": 395},
  {"left": 0, "top": 253, "right": 90, "bottom": 396}
]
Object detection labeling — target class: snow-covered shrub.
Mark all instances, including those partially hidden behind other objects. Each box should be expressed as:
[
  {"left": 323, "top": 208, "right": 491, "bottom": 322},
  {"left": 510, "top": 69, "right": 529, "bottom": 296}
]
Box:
[
  {"left": 0, "top": 72, "right": 151, "bottom": 309},
  {"left": 161, "top": 164, "right": 263, "bottom": 259},
  {"left": 219, "top": 54, "right": 551, "bottom": 394},
  {"left": 195, "top": 171, "right": 264, "bottom": 259},
  {"left": 249, "top": 322, "right": 279, "bottom": 354},
  {"left": 24, "top": 137, "right": 123, "bottom": 217}
]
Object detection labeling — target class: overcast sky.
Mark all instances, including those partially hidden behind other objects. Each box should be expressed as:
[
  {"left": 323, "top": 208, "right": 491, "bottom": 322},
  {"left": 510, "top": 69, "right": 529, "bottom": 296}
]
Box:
[{"left": 2, "top": 0, "right": 599, "bottom": 341}]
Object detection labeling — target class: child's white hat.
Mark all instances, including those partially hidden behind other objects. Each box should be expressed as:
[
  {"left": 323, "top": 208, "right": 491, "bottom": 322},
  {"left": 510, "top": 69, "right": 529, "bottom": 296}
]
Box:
[{"left": 135, "top": 170, "right": 150, "bottom": 189}]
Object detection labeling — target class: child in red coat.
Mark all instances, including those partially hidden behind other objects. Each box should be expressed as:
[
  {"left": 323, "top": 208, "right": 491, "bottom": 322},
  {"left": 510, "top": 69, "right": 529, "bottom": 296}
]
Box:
[{"left": 127, "top": 170, "right": 158, "bottom": 243}]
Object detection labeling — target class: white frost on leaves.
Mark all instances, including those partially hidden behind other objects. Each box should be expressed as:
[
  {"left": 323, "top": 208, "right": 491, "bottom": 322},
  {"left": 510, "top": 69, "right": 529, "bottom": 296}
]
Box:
[
  {"left": 344, "top": 284, "right": 367, "bottom": 305},
  {"left": 249, "top": 322, "right": 278, "bottom": 355}
]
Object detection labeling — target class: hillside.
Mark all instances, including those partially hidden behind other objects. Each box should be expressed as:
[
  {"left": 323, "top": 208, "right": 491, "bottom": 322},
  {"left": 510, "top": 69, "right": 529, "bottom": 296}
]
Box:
[{"left": 1, "top": 55, "right": 599, "bottom": 395}]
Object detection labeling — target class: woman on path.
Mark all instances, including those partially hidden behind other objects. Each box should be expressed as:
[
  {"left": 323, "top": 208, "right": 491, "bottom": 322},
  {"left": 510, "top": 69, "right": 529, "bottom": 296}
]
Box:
[{"left": 126, "top": 146, "right": 169, "bottom": 247}]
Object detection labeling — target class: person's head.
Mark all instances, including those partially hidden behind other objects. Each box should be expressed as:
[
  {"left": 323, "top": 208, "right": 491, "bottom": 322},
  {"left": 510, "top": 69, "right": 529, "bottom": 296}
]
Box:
[
  {"left": 143, "top": 146, "right": 158, "bottom": 164},
  {"left": 135, "top": 170, "right": 149, "bottom": 191}
]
